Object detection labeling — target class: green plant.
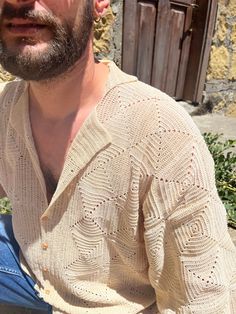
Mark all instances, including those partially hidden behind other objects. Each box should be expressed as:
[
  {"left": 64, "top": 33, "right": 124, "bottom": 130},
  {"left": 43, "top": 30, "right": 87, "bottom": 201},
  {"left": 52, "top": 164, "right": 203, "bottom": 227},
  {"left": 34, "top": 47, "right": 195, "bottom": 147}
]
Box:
[
  {"left": 0, "top": 197, "right": 11, "bottom": 214},
  {"left": 203, "top": 133, "right": 236, "bottom": 228}
]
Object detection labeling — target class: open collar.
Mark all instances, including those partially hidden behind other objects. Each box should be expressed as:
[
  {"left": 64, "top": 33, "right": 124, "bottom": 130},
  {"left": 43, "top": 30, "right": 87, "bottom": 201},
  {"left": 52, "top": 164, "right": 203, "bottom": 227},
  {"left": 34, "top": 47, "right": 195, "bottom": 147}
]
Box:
[{"left": 8, "top": 62, "right": 137, "bottom": 214}]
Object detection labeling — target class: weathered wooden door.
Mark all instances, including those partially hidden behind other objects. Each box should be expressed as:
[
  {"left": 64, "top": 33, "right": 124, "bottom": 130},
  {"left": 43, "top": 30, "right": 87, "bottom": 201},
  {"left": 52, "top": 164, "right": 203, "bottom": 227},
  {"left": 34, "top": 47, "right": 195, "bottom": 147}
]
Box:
[{"left": 122, "top": 0, "right": 217, "bottom": 102}]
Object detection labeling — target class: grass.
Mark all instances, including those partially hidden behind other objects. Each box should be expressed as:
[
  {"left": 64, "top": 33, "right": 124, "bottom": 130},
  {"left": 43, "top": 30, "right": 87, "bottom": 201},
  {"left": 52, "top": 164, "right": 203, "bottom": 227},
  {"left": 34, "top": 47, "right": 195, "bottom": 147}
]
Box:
[
  {"left": 203, "top": 133, "right": 236, "bottom": 228},
  {"left": 0, "top": 197, "right": 11, "bottom": 215}
]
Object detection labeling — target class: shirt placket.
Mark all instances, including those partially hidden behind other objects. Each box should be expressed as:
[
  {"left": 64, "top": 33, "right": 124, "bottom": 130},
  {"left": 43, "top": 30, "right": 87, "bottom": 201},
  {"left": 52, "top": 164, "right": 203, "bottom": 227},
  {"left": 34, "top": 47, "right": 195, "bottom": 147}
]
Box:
[{"left": 39, "top": 212, "right": 52, "bottom": 296}]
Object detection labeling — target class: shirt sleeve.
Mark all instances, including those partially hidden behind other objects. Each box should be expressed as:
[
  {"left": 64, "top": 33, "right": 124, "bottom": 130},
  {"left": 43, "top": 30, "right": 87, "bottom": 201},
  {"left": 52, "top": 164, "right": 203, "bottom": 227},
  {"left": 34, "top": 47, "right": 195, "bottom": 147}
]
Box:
[
  {"left": 142, "top": 131, "right": 236, "bottom": 313},
  {"left": 0, "top": 81, "right": 18, "bottom": 192}
]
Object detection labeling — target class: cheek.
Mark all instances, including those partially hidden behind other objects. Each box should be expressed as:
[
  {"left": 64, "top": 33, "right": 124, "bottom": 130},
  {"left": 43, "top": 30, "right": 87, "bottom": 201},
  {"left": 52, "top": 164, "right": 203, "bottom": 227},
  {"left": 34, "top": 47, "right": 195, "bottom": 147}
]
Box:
[
  {"left": 41, "top": 0, "right": 80, "bottom": 12},
  {"left": 40, "top": 0, "right": 83, "bottom": 21},
  {"left": 0, "top": 0, "right": 79, "bottom": 9}
]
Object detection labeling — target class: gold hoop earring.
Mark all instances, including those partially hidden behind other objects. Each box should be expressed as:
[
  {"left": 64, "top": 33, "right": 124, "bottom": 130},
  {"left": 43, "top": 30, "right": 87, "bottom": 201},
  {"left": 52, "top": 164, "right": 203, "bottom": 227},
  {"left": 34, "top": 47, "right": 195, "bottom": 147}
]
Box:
[{"left": 94, "top": 16, "right": 101, "bottom": 23}]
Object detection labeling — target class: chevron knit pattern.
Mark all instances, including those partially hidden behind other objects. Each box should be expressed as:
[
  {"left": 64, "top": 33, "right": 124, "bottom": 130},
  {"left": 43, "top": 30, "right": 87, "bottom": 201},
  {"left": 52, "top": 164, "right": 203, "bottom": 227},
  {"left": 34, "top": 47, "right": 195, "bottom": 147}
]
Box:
[{"left": 0, "top": 63, "right": 235, "bottom": 314}]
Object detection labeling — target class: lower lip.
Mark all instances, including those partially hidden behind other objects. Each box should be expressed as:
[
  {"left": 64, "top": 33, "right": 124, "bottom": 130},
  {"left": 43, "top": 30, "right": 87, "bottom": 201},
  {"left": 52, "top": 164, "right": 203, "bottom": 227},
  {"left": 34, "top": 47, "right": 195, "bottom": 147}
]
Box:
[{"left": 6, "top": 25, "right": 46, "bottom": 35}]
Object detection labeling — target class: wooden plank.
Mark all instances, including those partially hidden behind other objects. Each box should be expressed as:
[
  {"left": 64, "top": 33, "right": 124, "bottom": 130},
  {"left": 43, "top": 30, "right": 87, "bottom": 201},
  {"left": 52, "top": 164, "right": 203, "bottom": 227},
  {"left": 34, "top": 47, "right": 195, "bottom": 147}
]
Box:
[
  {"left": 175, "top": 5, "right": 193, "bottom": 99},
  {"left": 151, "top": 0, "right": 172, "bottom": 90},
  {"left": 123, "top": 0, "right": 216, "bottom": 103},
  {"left": 165, "top": 7, "right": 185, "bottom": 96},
  {"left": 171, "top": 0, "right": 195, "bottom": 5},
  {"left": 122, "top": 0, "right": 139, "bottom": 74},
  {"left": 136, "top": 2, "right": 157, "bottom": 84},
  {"left": 183, "top": 0, "right": 218, "bottom": 103},
  {"left": 195, "top": 0, "right": 218, "bottom": 102}
]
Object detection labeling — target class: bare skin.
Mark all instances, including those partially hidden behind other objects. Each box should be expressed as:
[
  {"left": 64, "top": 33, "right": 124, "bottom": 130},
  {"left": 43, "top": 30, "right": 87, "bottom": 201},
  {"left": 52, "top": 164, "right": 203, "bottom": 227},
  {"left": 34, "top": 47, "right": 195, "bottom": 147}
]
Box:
[
  {"left": 0, "top": 0, "right": 110, "bottom": 201},
  {"left": 29, "top": 42, "right": 109, "bottom": 201}
]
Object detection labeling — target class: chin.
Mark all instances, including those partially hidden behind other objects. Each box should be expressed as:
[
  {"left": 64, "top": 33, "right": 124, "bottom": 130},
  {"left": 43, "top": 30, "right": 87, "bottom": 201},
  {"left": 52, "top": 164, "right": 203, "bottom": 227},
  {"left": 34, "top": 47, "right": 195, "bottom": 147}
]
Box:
[{"left": 16, "top": 41, "right": 49, "bottom": 54}]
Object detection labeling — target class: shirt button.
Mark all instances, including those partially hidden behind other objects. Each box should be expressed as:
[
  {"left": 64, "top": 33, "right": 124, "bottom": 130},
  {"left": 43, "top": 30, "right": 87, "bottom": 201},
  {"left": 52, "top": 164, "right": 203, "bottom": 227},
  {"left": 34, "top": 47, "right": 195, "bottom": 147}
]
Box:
[
  {"left": 45, "top": 289, "right": 50, "bottom": 295},
  {"left": 42, "top": 267, "right": 48, "bottom": 272},
  {"left": 41, "top": 242, "right": 48, "bottom": 250}
]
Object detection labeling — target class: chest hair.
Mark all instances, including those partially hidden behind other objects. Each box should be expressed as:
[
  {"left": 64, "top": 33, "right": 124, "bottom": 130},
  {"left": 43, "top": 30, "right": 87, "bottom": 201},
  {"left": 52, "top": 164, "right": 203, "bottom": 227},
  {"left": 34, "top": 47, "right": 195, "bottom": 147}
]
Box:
[{"left": 42, "top": 166, "right": 58, "bottom": 201}]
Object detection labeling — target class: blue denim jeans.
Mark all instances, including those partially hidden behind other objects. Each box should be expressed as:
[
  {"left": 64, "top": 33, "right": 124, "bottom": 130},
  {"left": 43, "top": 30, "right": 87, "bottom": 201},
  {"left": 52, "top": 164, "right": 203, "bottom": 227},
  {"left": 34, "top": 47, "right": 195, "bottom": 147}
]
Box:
[{"left": 0, "top": 214, "right": 52, "bottom": 313}]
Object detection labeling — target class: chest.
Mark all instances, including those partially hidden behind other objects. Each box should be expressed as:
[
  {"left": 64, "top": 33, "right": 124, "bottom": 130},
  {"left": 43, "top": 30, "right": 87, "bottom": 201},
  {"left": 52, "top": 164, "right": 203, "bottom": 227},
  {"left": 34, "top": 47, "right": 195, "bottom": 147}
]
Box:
[
  {"left": 30, "top": 112, "right": 84, "bottom": 201},
  {"left": 29, "top": 110, "right": 92, "bottom": 198},
  {"left": 35, "top": 128, "right": 69, "bottom": 179},
  {"left": 33, "top": 126, "right": 70, "bottom": 200}
]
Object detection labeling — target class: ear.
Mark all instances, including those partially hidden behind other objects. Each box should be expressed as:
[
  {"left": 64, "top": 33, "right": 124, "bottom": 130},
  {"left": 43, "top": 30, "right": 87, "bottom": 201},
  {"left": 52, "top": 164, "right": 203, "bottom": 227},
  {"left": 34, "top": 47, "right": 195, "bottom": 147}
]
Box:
[{"left": 94, "top": 0, "right": 110, "bottom": 18}]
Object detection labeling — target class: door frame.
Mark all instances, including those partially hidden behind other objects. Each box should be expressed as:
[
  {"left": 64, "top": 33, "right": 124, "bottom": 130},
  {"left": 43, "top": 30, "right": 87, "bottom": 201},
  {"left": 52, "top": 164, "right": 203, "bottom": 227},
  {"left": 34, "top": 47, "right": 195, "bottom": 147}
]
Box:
[{"left": 183, "top": 0, "right": 218, "bottom": 103}]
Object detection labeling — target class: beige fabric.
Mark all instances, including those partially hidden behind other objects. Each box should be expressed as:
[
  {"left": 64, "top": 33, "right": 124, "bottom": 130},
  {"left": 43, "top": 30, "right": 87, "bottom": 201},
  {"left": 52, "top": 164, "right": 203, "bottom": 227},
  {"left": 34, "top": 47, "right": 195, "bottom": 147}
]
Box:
[{"left": 0, "top": 63, "right": 235, "bottom": 313}]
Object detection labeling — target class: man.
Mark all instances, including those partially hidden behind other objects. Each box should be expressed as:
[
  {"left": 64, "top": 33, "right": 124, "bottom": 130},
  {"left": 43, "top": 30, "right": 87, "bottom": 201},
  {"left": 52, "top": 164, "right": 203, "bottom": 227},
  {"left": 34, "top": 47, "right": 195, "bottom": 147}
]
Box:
[{"left": 0, "top": 0, "right": 235, "bottom": 313}]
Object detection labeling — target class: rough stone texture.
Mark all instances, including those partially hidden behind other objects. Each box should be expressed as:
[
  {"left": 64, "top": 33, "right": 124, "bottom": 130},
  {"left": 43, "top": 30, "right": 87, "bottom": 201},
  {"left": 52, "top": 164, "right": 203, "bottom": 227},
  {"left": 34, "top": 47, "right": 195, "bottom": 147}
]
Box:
[
  {"left": 205, "top": 0, "right": 236, "bottom": 116},
  {"left": 89, "top": 0, "right": 123, "bottom": 65},
  {"left": 229, "top": 50, "right": 236, "bottom": 80},
  {"left": 207, "top": 46, "right": 230, "bottom": 80},
  {"left": 93, "top": 6, "right": 115, "bottom": 59},
  {"left": 231, "top": 23, "right": 236, "bottom": 45},
  {"left": 215, "top": 13, "right": 227, "bottom": 42},
  {"left": 0, "top": 65, "right": 14, "bottom": 83},
  {"left": 227, "top": 102, "right": 236, "bottom": 117},
  {"left": 105, "top": 0, "right": 123, "bottom": 66},
  {"left": 179, "top": 100, "right": 236, "bottom": 143}
]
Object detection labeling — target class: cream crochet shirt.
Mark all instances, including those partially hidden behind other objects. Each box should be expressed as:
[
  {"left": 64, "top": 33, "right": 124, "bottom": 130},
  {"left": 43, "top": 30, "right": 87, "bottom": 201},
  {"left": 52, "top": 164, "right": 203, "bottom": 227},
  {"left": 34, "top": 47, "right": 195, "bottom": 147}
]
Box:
[{"left": 0, "top": 63, "right": 235, "bottom": 313}]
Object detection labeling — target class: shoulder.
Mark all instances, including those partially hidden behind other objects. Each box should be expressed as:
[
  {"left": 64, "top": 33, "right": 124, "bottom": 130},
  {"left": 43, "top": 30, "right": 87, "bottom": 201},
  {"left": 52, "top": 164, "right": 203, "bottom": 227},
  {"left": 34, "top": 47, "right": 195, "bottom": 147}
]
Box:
[
  {"left": 105, "top": 63, "right": 199, "bottom": 138},
  {"left": 113, "top": 75, "right": 213, "bottom": 169},
  {"left": 0, "top": 79, "right": 26, "bottom": 147},
  {"left": 117, "top": 81, "right": 215, "bottom": 189},
  {"left": 111, "top": 78, "right": 202, "bottom": 141}
]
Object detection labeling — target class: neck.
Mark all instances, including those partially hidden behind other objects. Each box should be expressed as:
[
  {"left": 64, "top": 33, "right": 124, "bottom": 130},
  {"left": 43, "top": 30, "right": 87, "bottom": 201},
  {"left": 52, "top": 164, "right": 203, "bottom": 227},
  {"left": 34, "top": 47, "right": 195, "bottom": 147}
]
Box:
[{"left": 28, "top": 42, "right": 109, "bottom": 121}]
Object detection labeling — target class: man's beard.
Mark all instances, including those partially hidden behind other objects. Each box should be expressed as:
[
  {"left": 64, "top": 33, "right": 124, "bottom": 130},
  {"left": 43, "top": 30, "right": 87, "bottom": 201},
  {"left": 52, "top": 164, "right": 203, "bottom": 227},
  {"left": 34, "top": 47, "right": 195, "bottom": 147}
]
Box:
[{"left": 0, "top": 3, "right": 94, "bottom": 81}]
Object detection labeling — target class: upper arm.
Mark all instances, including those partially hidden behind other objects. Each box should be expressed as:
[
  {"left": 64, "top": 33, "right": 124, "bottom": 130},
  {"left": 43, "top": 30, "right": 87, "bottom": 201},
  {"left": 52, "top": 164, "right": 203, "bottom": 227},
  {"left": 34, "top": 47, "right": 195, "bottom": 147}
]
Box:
[
  {"left": 142, "top": 132, "right": 236, "bottom": 312},
  {"left": 0, "top": 81, "right": 16, "bottom": 200}
]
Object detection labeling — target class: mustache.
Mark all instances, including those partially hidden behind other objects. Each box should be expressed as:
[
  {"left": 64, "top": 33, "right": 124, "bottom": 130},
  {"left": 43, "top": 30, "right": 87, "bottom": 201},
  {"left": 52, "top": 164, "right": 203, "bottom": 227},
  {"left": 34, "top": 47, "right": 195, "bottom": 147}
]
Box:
[{"left": 0, "top": 4, "right": 59, "bottom": 28}]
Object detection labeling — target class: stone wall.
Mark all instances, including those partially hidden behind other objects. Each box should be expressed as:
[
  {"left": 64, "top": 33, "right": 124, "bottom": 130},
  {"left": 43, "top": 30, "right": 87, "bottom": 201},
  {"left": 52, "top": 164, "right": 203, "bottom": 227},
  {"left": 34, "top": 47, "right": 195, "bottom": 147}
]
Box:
[
  {"left": 95, "top": 0, "right": 123, "bottom": 66},
  {"left": 205, "top": 0, "right": 236, "bottom": 116}
]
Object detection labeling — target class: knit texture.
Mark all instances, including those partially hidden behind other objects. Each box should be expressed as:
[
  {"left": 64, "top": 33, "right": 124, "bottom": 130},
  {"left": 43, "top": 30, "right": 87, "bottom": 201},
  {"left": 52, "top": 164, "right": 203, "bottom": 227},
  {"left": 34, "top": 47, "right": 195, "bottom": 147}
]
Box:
[{"left": 0, "top": 63, "right": 235, "bottom": 313}]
